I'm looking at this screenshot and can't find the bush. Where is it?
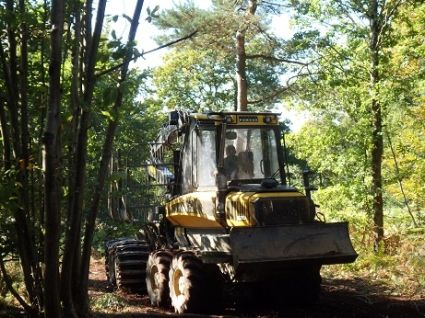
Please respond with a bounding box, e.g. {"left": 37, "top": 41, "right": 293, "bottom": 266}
{"left": 91, "top": 219, "right": 143, "bottom": 256}
{"left": 322, "top": 212, "right": 425, "bottom": 297}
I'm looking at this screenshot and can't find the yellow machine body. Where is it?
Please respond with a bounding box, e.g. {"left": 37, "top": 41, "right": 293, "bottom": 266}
{"left": 166, "top": 191, "right": 222, "bottom": 228}
{"left": 155, "top": 111, "right": 357, "bottom": 282}
{"left": 166, "top": 190, "right": 307, "bottom": 228}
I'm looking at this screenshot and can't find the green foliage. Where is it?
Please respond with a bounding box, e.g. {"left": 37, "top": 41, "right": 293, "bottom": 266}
{"left": 152, "top": 1, "right": 292, "bottom": 111}
{"left": 322, "top": 220, "right": 425, "bottom": 297}
{"left": 287, "top": 116, "right": 372, "bottom": 215}
{"left": 0, "top": 261, "right": 25, "bottom": 308}
{"left": 0, "top": 174, "right": 20, "bottom": 257}
{"left": 90, "top": 293, "right": 127, "bottom": 311}
{"left": 286, "top": 0, "right": 425, "bottom": 230}
{"left": 381, "top": 2, "right": 425, "bottom": 219}
{"left": 91, "top": 220, "right": 142, "bottom": 255}
{"left": 154, "top": 49, "right": 235, "bottom": 111}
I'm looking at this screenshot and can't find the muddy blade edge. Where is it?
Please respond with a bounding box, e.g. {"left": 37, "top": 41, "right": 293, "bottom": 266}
{"left": 230, "top": 222, "right": 358, "bottom": 279}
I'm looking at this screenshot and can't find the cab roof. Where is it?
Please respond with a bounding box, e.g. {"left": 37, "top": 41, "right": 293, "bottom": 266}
{"left": 190, "top": 112, "right": 280, "bottom": 126}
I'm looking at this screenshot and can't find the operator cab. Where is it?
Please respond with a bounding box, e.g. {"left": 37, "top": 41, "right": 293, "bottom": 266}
{"left": 177, "top": 112, "right": 288, "bottom": 195}
{"left": 222, "top": 126, "right": 282, "bottom": 184}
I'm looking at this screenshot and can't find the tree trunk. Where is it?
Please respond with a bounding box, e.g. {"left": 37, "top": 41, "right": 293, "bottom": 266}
{"left": 0, "top": 98, "right": 11, "bottom": 168}
{"left": 235, "top": 0, "right": 257, "bottom": 112}
{"left": 19, "top": 0, "right": 30, "bottom": 174}
{"left": 108, "top": 153, "right": 119, "bottom": 219}
{"left": 1, "top": 3, "right": 41, "bottom": 311}
{"left": 0, "top": 260, "right": 35, "bottom": 315}
{"left": 369, "top": 0, "right": 384, "bottom": 251}
{"left": 61, "top": 1, "right": 107, "bottom": 316}
{"left": 6, "top": 0, "right": 20, "bottom": 145}
{"left": 236, "top": 30, "right": 248, "bottom": 111}
{"left": 78, "top": 2, "right": 145, "bottom": 313}
{"left": 19, "top": 0, "right": 44, "bottom": 309}
{"left": 0, "top": 31, "right": 20, "bottom": 157}
{"left": 43, "top": 0, "right": 64, "bottom": 316}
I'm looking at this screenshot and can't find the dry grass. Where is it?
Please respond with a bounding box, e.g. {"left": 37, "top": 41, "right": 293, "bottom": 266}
{"left": 322, "top": 228, "right": 425, "bottom": 298}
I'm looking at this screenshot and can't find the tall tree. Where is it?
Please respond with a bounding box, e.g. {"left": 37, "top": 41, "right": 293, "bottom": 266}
{"left": 1, "top": 0, "right": 45, "bottom": 314}
{"left": 61, "top": 1, "right": 108, "bottom": 316}
{"left": 235, "top": 0, "right": 257, "bottom": 111}
{"left": 77, "top": 1, "right": 146, "bottom": 313}
{"left": 0, "top": 0, "right": 153, "bottom": 316}
{"left": 43, "top": 0, "right": 64, "bottom": 316}
{"left": 382, "top": 1, "right": 425, "bottom": 223}
{"left": 287, "top": 0, "right": 417, "bottom": 249}
{"left": 153, "top": 0, "right": 303, "bottom": 111}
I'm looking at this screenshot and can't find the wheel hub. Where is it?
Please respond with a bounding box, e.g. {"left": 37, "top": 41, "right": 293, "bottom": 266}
{"left": 173, "top": 269, "right": 184, "bottom": 296}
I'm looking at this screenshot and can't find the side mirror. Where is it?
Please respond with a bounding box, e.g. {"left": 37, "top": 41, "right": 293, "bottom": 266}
{"left": 302, "top": 170, "right": 317, "bottom": 199}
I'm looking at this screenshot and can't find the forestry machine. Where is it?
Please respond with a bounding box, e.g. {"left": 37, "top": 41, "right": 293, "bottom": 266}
{"left": 105, "top": 111, "right": 357, "bottom": 313}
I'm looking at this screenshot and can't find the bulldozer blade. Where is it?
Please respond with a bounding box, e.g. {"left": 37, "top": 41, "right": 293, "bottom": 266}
{"left": 230, "top": 222, "right": 357, "bottom": 280}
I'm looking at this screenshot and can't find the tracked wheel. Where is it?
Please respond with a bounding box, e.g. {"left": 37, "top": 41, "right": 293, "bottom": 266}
{"left": 105, "top": 238, "right": 150, "bottom": 292}
{"left": 105, "top": 238, "right": 128, "bottom": 287}
{"left": 168, "top": 251, "right": 207, "bottom": 314}
{"left": 146, "top": 250, "right": 173, "bottom": 307}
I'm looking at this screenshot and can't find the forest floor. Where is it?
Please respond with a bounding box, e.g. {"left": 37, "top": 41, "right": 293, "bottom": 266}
{"left": 89, "top": 257, "right": 425, "bottom": 318}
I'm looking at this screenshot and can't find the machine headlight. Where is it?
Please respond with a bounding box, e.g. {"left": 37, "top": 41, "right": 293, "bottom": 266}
{"left": 263, "top": 116, "right": 272, "bottom": 123}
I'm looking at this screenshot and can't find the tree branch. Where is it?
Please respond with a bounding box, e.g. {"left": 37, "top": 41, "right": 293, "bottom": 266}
{"left": 0, "top": 258, "right": 34, "bottom": 313}
{"left": 335, "top": 0, "right": 359, "bottom": 26}
{"left": 248, "top": 86, "right": 290, "bottom": 105}
{"left": 95, "top": 30, "right": 198, "bottom": 78}
{"left": 253, "top": 23, "right": 280, "bottom": 46}
{"left": 248, "top": 77, "right": 295, "bottom": 105}
{"left": 248, "top": 62, "right": 313, "bottom": 105}
{"left": 262, "top": 1, "right": 287, "bottom": 8}
{"left": 385, "top": 128, "right": 418, "bottom": 227}
{"left": 377, "top": 0, "right": 404, "bottom": 47}
{"left": 312, "top": 44, "right": 369, "bottom": 80}
{"left": 245, "top": 53, "right": 308, "bottom": 66}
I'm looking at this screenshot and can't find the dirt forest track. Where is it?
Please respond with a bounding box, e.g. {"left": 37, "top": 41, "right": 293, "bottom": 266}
{"left": 89, "top": 258, "right": 425, "bottom": 318}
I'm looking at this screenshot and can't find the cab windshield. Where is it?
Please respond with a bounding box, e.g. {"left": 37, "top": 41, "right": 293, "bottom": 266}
{"left": 223, "top": 127, "right": 281, "bottom": 182}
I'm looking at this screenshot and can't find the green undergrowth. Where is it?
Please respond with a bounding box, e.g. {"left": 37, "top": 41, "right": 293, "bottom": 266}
{"left": 91, "top": 219, "right": 143, "bottom": 257}
{"left": 90, "top": 293, "right": 127, "bottom": 312}
{"left": 91, "top": 212, "right": 425, "bottom": 299}
{"left": 321, "top": 207, "right": 425, "bottom": 298}
{"left": 0, "top": 260, "right": 26, "bottom": 310}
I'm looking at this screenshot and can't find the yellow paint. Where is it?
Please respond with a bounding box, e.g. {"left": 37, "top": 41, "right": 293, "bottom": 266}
{"left": 166, "top": 187, "right": 306, "bottom": 229}
{"left": 166, "top": 191, "right": 222, "bottom": 228}
{"left": 167, "top": 214, "right": 222, "bottom": 228}
{"left": 147, "top": 165, "right": 156, "bottom": 178}
{"left": 225, "top": 191, "right": 306, "bottom": 227}
{"left": 225, "top": 192, "right": 255, "bottom": 226}
{"left": 192, "top": 113, "right": 222, "bottom": 121}
{"left": 250, "top": 192, "right": 305, "bottom": 201}
{"left": 236, "top": 114, "right": 278, "bottom": 126}
{"left": 191, "top": 113, "right": 279, "bottom": 126}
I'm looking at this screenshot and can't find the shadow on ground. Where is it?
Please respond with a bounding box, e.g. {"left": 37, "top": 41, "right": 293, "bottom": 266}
{"left": 91, "top": 277, "right": 425, "bottom": 318}
{"left": 0, "top": 277, "right": 423, "bottom": 317}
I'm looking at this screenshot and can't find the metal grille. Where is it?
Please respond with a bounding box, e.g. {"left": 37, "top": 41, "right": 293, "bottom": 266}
{"left": 254, "top": 197, "right": 309, "bottom": 225}
{"left": 226, "top": 198, "right": 250, "bottom": 222}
